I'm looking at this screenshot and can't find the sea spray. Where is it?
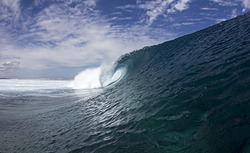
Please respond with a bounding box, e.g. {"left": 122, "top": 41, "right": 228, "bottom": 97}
{"left": 68, "top": 67, "right": 102, "bottom": 89}
{"left": 69, "top": 64, "right": 128, "bottom": 89}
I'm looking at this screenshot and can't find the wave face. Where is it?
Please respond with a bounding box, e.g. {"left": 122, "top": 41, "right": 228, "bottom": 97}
{"left": 1, "top": 13, "right": 250, "bottom": 153}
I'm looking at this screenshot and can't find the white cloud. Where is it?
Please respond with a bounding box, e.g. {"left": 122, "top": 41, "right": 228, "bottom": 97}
{"left": 174, "top": 0, "right": 192, "bottom": 11}
{"left": 204, "top": 7, "right": 240, "bottom": 24}
{"left": 118, "top": 0, "right": 172, "bottom": 25}
{"left": 237, "top": 0, "right": 250, "bottom": 11}
{"left": 201, "top": 7, "right": 218, "bottom": 10}
{"left": 139, "top": 0, "right": 191, "bottom": 24}
{"left": 1, "top": 3, "right": 120, "bottom": 69}
{"left": 210, "top": 0, "right": 237, "bottom": 6}
{"left": 83, "top": 0, "right": 96, "bottom": 7}
{"left": 0, "top": 0, "right": 20, "bottom": 21}
{"left": 186, "top": 18, "right": 201, "bottom": 21}
{"left": 0, "top": 60, "right": 20, "bottom": 72}
{"left": 231, "top": 8, "right": 237, "bottom": 18}
{"left": 172, "top": 22, "right": 194, "bottom": 27}
{"left": 0, "top": 0, "right": 175, "bottom": 77}
{"left": 117, "top": 0, "right": 192, "bottom": 25}
{"left": 215, "top": 18, "right": 227, "bottom": 23}
{"left": 133, "top": 0, "right": 248, "bottom": 25}
{"left": 117, "top": 4, "right": 137, "bottom": 9}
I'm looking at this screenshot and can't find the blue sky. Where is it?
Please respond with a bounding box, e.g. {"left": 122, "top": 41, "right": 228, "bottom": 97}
{"left": 0, "top": 0, "right": 249, "bottom": 79}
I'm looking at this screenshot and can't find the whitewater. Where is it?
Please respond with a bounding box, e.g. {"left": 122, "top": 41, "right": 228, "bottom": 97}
{"left": 0, "top": 12, "right": 250, "bottom": 153}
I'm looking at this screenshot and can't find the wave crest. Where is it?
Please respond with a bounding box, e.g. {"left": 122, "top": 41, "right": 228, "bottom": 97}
{"left": 69, "top": 65, "right": 127, "bottom": 89}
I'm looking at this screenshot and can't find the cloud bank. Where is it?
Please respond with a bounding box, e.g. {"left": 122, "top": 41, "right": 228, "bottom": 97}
{"left": 0, "top": 0, "right": 174, "bottom": 78}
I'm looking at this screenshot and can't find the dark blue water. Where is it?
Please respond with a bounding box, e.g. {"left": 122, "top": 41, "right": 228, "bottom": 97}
{"left": 0, "top": 12, "right": 250, "bottom": 153}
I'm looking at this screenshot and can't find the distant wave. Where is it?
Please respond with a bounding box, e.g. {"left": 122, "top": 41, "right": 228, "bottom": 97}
{"left": 0, "top": 79, "right": 70, "bottom": 92}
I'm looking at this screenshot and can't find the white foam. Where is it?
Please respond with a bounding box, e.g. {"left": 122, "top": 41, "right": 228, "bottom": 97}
{"left": 0, "top": 79, "right": 71, "bottom": 92}
{"left": 68, "top": 67, "right": 101, "bottom": 89}
{"left": 69, "top": 66, "right": 127, "bottom": 89}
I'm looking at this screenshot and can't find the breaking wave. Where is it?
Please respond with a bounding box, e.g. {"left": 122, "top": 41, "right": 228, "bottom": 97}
{"left": 69, "top": 65, "right": 128, "bottom": 89}
{"left": 68, "top": 67, "right": 102, "bottom": 89}
{"left": 2, "top": 13, "right": 249, "bottom": 153}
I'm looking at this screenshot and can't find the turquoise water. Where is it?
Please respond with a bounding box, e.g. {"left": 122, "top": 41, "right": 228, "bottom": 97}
{"left": 0, "top": 12, "right": 250, "bottom": 153}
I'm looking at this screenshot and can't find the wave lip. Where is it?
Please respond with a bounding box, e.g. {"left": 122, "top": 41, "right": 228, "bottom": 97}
{"left": 69, "top": 66, "right": 128, "bottom": 89}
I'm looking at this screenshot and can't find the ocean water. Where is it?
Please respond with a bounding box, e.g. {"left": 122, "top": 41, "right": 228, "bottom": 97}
{"left": 0, "top": 13, "right": 250, "bottom": 153}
